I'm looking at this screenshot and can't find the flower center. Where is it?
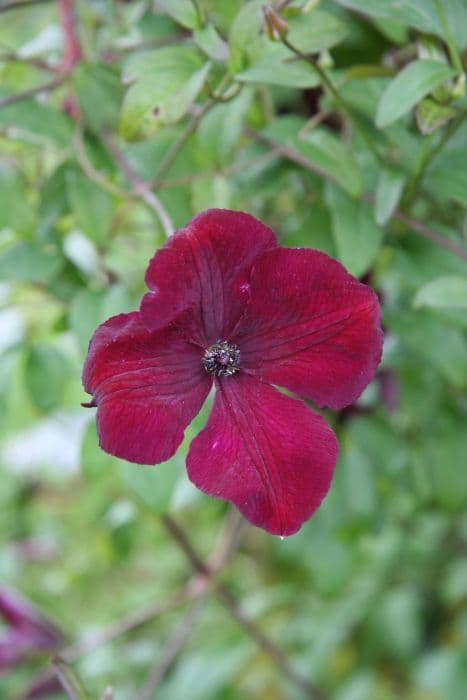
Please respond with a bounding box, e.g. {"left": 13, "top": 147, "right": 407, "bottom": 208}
{"left": 203, "top": 341, "right": 240, "bottom": 377}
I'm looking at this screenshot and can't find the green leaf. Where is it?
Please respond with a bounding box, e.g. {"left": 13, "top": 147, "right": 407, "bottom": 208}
{"left": 326, "top": 184, "right": 384, "bottom": 277}
{"left": 335, "top": 0, "right": 467, "bottom": 50}
{"left": 376, "top": 60, "right": 456, "bottom": 128}
{"left": 69, "top": 286, "right": 134, "bottom": 357}
{"left": 81, "top": 421, "right": 119, "bottom": 481}
{"left": 0, "top": 243, "right": 62, "bottom": 284}
{"left": 194, "top": 24, "right": 229, "bottom": 61}
{"left": 120, "top": 47, "right": 211, "bottom": 141}
{"left": 415, "top": 97, "right": 457, "bottom": 135}
{"left": 0, "top": 165, "right": 34, "bottom": 234}
{"left": 427, "top": 154, "right": 467, "bottom": 208}
{"left": 300, "top": 126, "right": 363, "bottom": 197}
{"left": 374, "top": 166, "right": 405, "bottom": 225}
{"left": 119, "top": 459, "right": 181, "bottom": 514}
{"left": 155, "top": 0, "right": 200, "bottom": 29}
{"left": 228, "top": 0, "right": 264, "bottom": 74}
{"left": 414, "top": 276, "right": 467, "bottom": 310}
{"left": 25, "top": 344, "right": 69, "bottom": 413}
{"left": 0, "top": 93, "right": 72, "bottom": 147}
{"left": 74, "top": 63, "right": 125, "bottom": 133}
{"left": 236, "top": 42, "right": 320, "bottom": 88}
{"left": 286, "top": 9, "right": 348, "bottom": 53}
{"left": 66, "top": 169, "right": 114, "bottom": 246}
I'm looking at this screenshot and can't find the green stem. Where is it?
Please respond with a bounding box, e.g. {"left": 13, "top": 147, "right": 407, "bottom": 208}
{"left": 403, "top": 111, "right": 467, "bottom": 208}
{"left": 433, "top": 0, "right": 463, "bottom": 74}
{"left": 282, "top": 37, "right": 384, "bottom": 165}
{"left": 191, "top": 0, "right": 204, "bottom": 27}
{"left": 151, "top": 75, "right": 238, "bottom": 188}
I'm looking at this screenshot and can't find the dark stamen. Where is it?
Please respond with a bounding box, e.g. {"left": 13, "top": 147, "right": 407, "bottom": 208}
{"left": 203, "top": 341, "right": 240, "bottom": 377}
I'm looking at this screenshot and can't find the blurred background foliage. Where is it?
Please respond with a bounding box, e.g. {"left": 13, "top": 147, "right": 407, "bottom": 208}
{"left": 0, "top": 0, "right": 467, "bottom": 698}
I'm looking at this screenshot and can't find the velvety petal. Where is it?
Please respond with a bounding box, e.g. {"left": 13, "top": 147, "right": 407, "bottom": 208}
{"left": 140, "top": 209, "right": 276, "bottom": 345}
{"left": 83, "top": 312, "right": 211, "bottom": 465}
{"left": 0, "top": 587, "right": 61, "bottom": 650}
{"left": 187, "top": 374, "right": 338, "bottom": 536}
{"left": 233, "top": 248, "right": 383, "bottom": 410}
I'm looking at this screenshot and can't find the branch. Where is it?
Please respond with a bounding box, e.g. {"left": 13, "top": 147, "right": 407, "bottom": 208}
{"left": 137, "top": 600, "right": 203, "bottom": 700}
{"left": 162, "top": 514, "right": 327, "bottom": 700}
{"left": 151, "top": 100, "right": 215, "bottom": 190}
{"left": 0, "top": 77, "right": 64, "bottom": 108}
{"left": 23, "top": 510, "right": 243, "bottom": 698}
{"left": 58, "top": 0, "right": 82, "bottom": 73}
{"left": 100, "top": 130, "right": 174, "bottom": 237}
{"left": 0, "top": 0, "right": 51, "bottom": 11}
{"left": 245, "top": 128, "right": 467, "bottom": 262}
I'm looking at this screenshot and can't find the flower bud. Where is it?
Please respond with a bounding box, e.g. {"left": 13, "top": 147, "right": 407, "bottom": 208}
{"left": 262, "top": 6, "right": 288, "bottom": 40}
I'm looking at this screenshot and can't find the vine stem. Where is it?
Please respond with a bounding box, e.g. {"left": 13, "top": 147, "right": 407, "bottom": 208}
{"left": 162, "top": 514, "right": 327, "bottom": 700}
{"left": 0, "top": 78, "right": 64, "bottom": 107}
{"left": 101, "top": 129, "right": 175, "bottom": 237}
{"left": 58, "top": 0, "right": 82, "bottom": 73}
{"left": 245, "top": 127, "right": 467, "bottom": 261}
{"left": 281, "top": 36, "right": 384, "bottom": 165}
{"left": 433, "top": 0, "right": 463, "bottom": 74}
{"left": 403, "top": 112, "right": 467, "bottom": 208}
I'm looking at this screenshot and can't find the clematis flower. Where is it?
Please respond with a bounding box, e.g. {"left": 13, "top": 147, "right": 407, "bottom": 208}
{"left": 82, "top": 209, "right": 382, "bottom": 535}
{"left": 0, "top": 585, "right": 61, "bottom": 673}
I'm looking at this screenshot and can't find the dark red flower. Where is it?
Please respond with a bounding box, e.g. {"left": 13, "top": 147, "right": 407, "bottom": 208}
{"left": 0, "top": 586, "right": 61, "bottom": 673}
{"left": 83, "top": 210, "right": 382, "bottom": 535}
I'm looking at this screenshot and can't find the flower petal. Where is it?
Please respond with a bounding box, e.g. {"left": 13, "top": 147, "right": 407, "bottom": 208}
{"left": 234, "top": 248, "right": 383, "bottom": 409}
{"left": 83, "top": 312, "right": 211, "bottom": 464}
{"left": 187, "top": 374, "right": 338, "bottom": 535}
{"left": 141, "top": 209, "right": 276, "bottom": 345}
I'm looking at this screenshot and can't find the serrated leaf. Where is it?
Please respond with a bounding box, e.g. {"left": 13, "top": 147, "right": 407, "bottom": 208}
{"left": 374, "top": 166, "right": 405, "bottom": 225}
{"left": 376, "top": 60, "right": 455, "bottom": 128}
{"left": 326, "top": 184, "right": 384, "bottom": 277}
{"left": 300, "top": 126, "right": 362, "bottom": 197}
{"left": 414, "top": 276, "right": 467, "bottom": 310}
{"left": 120, "top": 47, "right": 211, "bottom": 141}
{"left": 286, "top": 9, "right": 348, "bottom": 53}
{"left": 415, "top": 97, "right": 457, "bottom": 135}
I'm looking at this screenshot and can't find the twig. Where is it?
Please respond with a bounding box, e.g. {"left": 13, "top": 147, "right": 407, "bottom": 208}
{"left": 0, "top": 77, "right": 64, "bottom": 108}
{"left": 73, "top": 126, "right": 129, "bottom": 198}
{"left": 280, "top": 33, "right": 384, "bottom": 164}
{"left": 151, "top": 99, "right": 215, "bottom": 189}
{"left": 24, "top": 509, "right": 244, "bottom": 698}
{"left": 101, "top": 34, "right": 189, "bottom": 62}
{"left": 0, "top": 0, "right": 51, "bottom": 11}
{"left": 245, "top": 127, "right": 467, "bottom": 261}
{"left": 156, "top": 148, "right": 281, "bottom": 188}
{"left": 137, "top": 600, "right": 203, "bottom": 700}
{"left": 162, "top": 514, "right": 327, "bottom": 700}
{"left": 403, "top": 112, "right": 467, "bottom": 208}
{"left": 101, "top": 129, "right": 174, "bottom": 237}
{"left": 58, "top": 0, "right": 82, "bottom": 73}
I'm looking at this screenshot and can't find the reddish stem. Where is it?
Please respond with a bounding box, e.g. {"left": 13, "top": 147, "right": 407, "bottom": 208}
{"left": 58, "top": 0, "right": 82, "bottom": 73}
